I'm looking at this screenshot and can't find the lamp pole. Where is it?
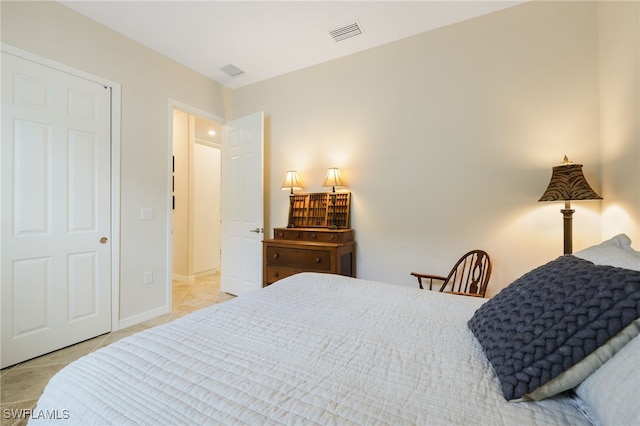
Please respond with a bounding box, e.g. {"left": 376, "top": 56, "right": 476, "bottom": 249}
{"left": 561, "top": 201, "right": 575, "bottom": 254}
{"left": 287, "top": 187, "right": 295, "bottom": 228}
{"left": 329, "top": 186, "right": 337, "bottom": 229}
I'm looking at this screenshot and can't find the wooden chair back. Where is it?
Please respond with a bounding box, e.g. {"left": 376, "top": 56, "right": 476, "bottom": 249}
{"left": 440, "top": 250, "right": 492, "bottom": 297}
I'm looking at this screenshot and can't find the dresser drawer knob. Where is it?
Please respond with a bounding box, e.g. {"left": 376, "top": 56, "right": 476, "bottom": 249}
{"left": 314, "top": 257, "right": 321, "bottom": 263}
{"left": 272, "top": 253, "right": 279, "bottom": 259}
{"left": 310, "top": 233, "right": 316, "bottom": 239}
{"left": 330, "top": 234, "right": 336, "bottom": 240}
{"left": 274, "top": 272, "right": 279, "bottom": 278}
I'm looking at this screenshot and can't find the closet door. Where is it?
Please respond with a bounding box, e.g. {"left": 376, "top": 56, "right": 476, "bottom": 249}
{"left": 1, "top": 51, "right": 112, "bottom": 367}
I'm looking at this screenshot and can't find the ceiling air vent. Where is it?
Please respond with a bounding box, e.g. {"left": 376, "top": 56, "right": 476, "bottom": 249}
{"left": 329, "top": 20, "right": 363, "bottom": 42}
{"left": 220, "top": 64, "right": 245, "bottom": 77}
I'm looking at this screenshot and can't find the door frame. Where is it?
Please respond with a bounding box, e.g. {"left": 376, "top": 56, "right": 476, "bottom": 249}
{"left": 166, "top": 99, "right": 224, "bottom": 302}
{"left": 1, "top": 44, "right": 122, "bottom": 332}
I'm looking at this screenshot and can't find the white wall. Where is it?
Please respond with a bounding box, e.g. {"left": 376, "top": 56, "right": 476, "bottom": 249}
{"left": 233, "top": 1, "right": 639, "bottom": 296}
{"left": 193, "top": 142, "right": 221, "bottom": 274}
{"left": 1, "top": 1, "right": 229, "bottom": 325}
{"left": 598, "top": 1, "right": 640, "bottom": 246}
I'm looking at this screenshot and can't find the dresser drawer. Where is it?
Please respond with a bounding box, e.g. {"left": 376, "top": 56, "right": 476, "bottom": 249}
{"left": 273, "top": 229, "right": 307, "bottom": 240}
{"left": 264, "top": 266, "right": 298, "bottom": 285}
{"left": 306, "top": 231, "right": 345, "bottom": 243}
{"left": 265, "top": 246, "right": 331, "bottom": 271}
{"left": 273, "top": 228, "right": 353, "bottom": 243}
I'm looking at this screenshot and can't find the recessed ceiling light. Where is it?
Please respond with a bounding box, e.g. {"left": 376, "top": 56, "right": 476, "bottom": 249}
{"left": 208, "top": 130, "right": 216, "bottom": 136}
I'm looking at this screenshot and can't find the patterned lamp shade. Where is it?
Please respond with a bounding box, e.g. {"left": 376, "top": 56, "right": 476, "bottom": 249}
{"left": 538, "top": 159, "right": 602, "bottom": 202}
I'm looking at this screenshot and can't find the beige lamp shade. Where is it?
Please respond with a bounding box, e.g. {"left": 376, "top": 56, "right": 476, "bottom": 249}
{"left": 281, "top": 171, "right": 303, "bottom": 194}
{"left": 322, "top": 168, "right": 345, "bottom": 192}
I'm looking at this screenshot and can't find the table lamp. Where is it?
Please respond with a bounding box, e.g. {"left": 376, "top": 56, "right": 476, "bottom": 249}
{"left": 322, "top": 168, "right": 345, "bottom": 229}
{"left": 281, "top": 171, "right": 303, "bottom": 228}
{"left": 538, "top": 156, "right": 602, "bottom": 254}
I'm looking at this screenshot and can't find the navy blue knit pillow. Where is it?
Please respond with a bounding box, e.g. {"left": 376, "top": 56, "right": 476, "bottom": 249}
{"left": 468, "top": 255, "right": 640, "bottom": 401}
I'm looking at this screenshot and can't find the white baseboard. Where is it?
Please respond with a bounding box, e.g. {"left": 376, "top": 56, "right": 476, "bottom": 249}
{"left": 117, "top": 304, "right": 171, "bottom": 331}
{"left": 172, "top": 268, "right": 218, "bottom": 282}
{"left": 195, "top": 268, "right": 218, "bottom": 278}
{"left": 172, "top": 273, "right": 191, "bottom": 282}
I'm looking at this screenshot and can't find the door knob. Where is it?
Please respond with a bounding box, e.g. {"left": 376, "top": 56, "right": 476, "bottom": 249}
{"left": 249, "top": 227, "right": 263, "bottom": 233}
{"left": 100, "top": 237, "right": 108, "bottom": 244}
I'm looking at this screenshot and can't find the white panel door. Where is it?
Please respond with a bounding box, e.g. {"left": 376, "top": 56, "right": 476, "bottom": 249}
{"left": 1, "top": 52, "right": 112, "bottom": 368}
{"left": 221, "top": 112, "right": 264, "bottom": 296}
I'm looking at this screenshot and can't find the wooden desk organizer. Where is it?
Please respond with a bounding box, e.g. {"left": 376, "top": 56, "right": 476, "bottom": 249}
{"left": 288, "top": 192, "right": 351, "bottom": 228}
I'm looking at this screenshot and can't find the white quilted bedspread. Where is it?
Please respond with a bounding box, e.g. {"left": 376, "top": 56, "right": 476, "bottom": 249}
{"left": 31, "top": 273, "right": 591, "bottom": 425}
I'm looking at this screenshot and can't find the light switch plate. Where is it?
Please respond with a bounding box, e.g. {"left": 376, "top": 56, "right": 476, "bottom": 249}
{"left": 140, "top": 208, "right": 154, "bottom": 220}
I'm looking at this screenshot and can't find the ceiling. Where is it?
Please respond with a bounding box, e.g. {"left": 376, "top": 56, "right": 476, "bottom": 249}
{"left": 59, "top": 1, "right": 524, "bottom": 89}
{"left": 194, "top": 115, "right": 222, "bottom": 144}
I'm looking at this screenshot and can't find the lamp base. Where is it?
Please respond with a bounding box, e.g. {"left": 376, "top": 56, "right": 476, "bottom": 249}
{"left": 287, "top": 194, "right": 295, "bottom": 228}
{"left": 561, "top": 208, "right": 574, "bottom": 255}
{"left": 328, "top": 192, "right": 338, "bottom": 229}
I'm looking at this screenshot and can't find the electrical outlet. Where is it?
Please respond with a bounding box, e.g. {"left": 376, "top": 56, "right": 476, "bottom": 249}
{"left": 144, "top": 271, "right": 153, "bottom": 284}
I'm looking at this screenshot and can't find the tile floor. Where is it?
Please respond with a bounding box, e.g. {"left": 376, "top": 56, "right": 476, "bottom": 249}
{"left": 1, "top": 274, "right": 233, "bottom": 426}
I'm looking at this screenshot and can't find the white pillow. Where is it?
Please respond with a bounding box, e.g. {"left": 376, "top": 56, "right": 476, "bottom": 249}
{"left": 574, "top": 234, "right": 640, "bottom": 271}
{"left": 571, "top": 234, "right": 640, "bottom": 424}
{"left": 575, "top": 333, "right": 640, "bottom": 426}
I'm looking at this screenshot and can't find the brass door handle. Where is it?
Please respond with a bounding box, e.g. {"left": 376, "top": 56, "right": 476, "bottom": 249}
{"left": 100, "top": 237, "right": 108, "bottom": 244}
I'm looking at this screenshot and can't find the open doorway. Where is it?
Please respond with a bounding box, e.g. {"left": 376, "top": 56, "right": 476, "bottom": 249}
{"left": 172, "top": 108, "right": 222, "bottom": 282}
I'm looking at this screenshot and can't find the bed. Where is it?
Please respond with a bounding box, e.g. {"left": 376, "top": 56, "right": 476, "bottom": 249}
{"left": 30, "top": 235, "right": 640, "bottom": 425}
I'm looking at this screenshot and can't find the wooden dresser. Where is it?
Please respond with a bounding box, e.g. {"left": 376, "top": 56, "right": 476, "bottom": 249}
{"left": 263, "top": 228, "right": 355, "bottom": 287}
